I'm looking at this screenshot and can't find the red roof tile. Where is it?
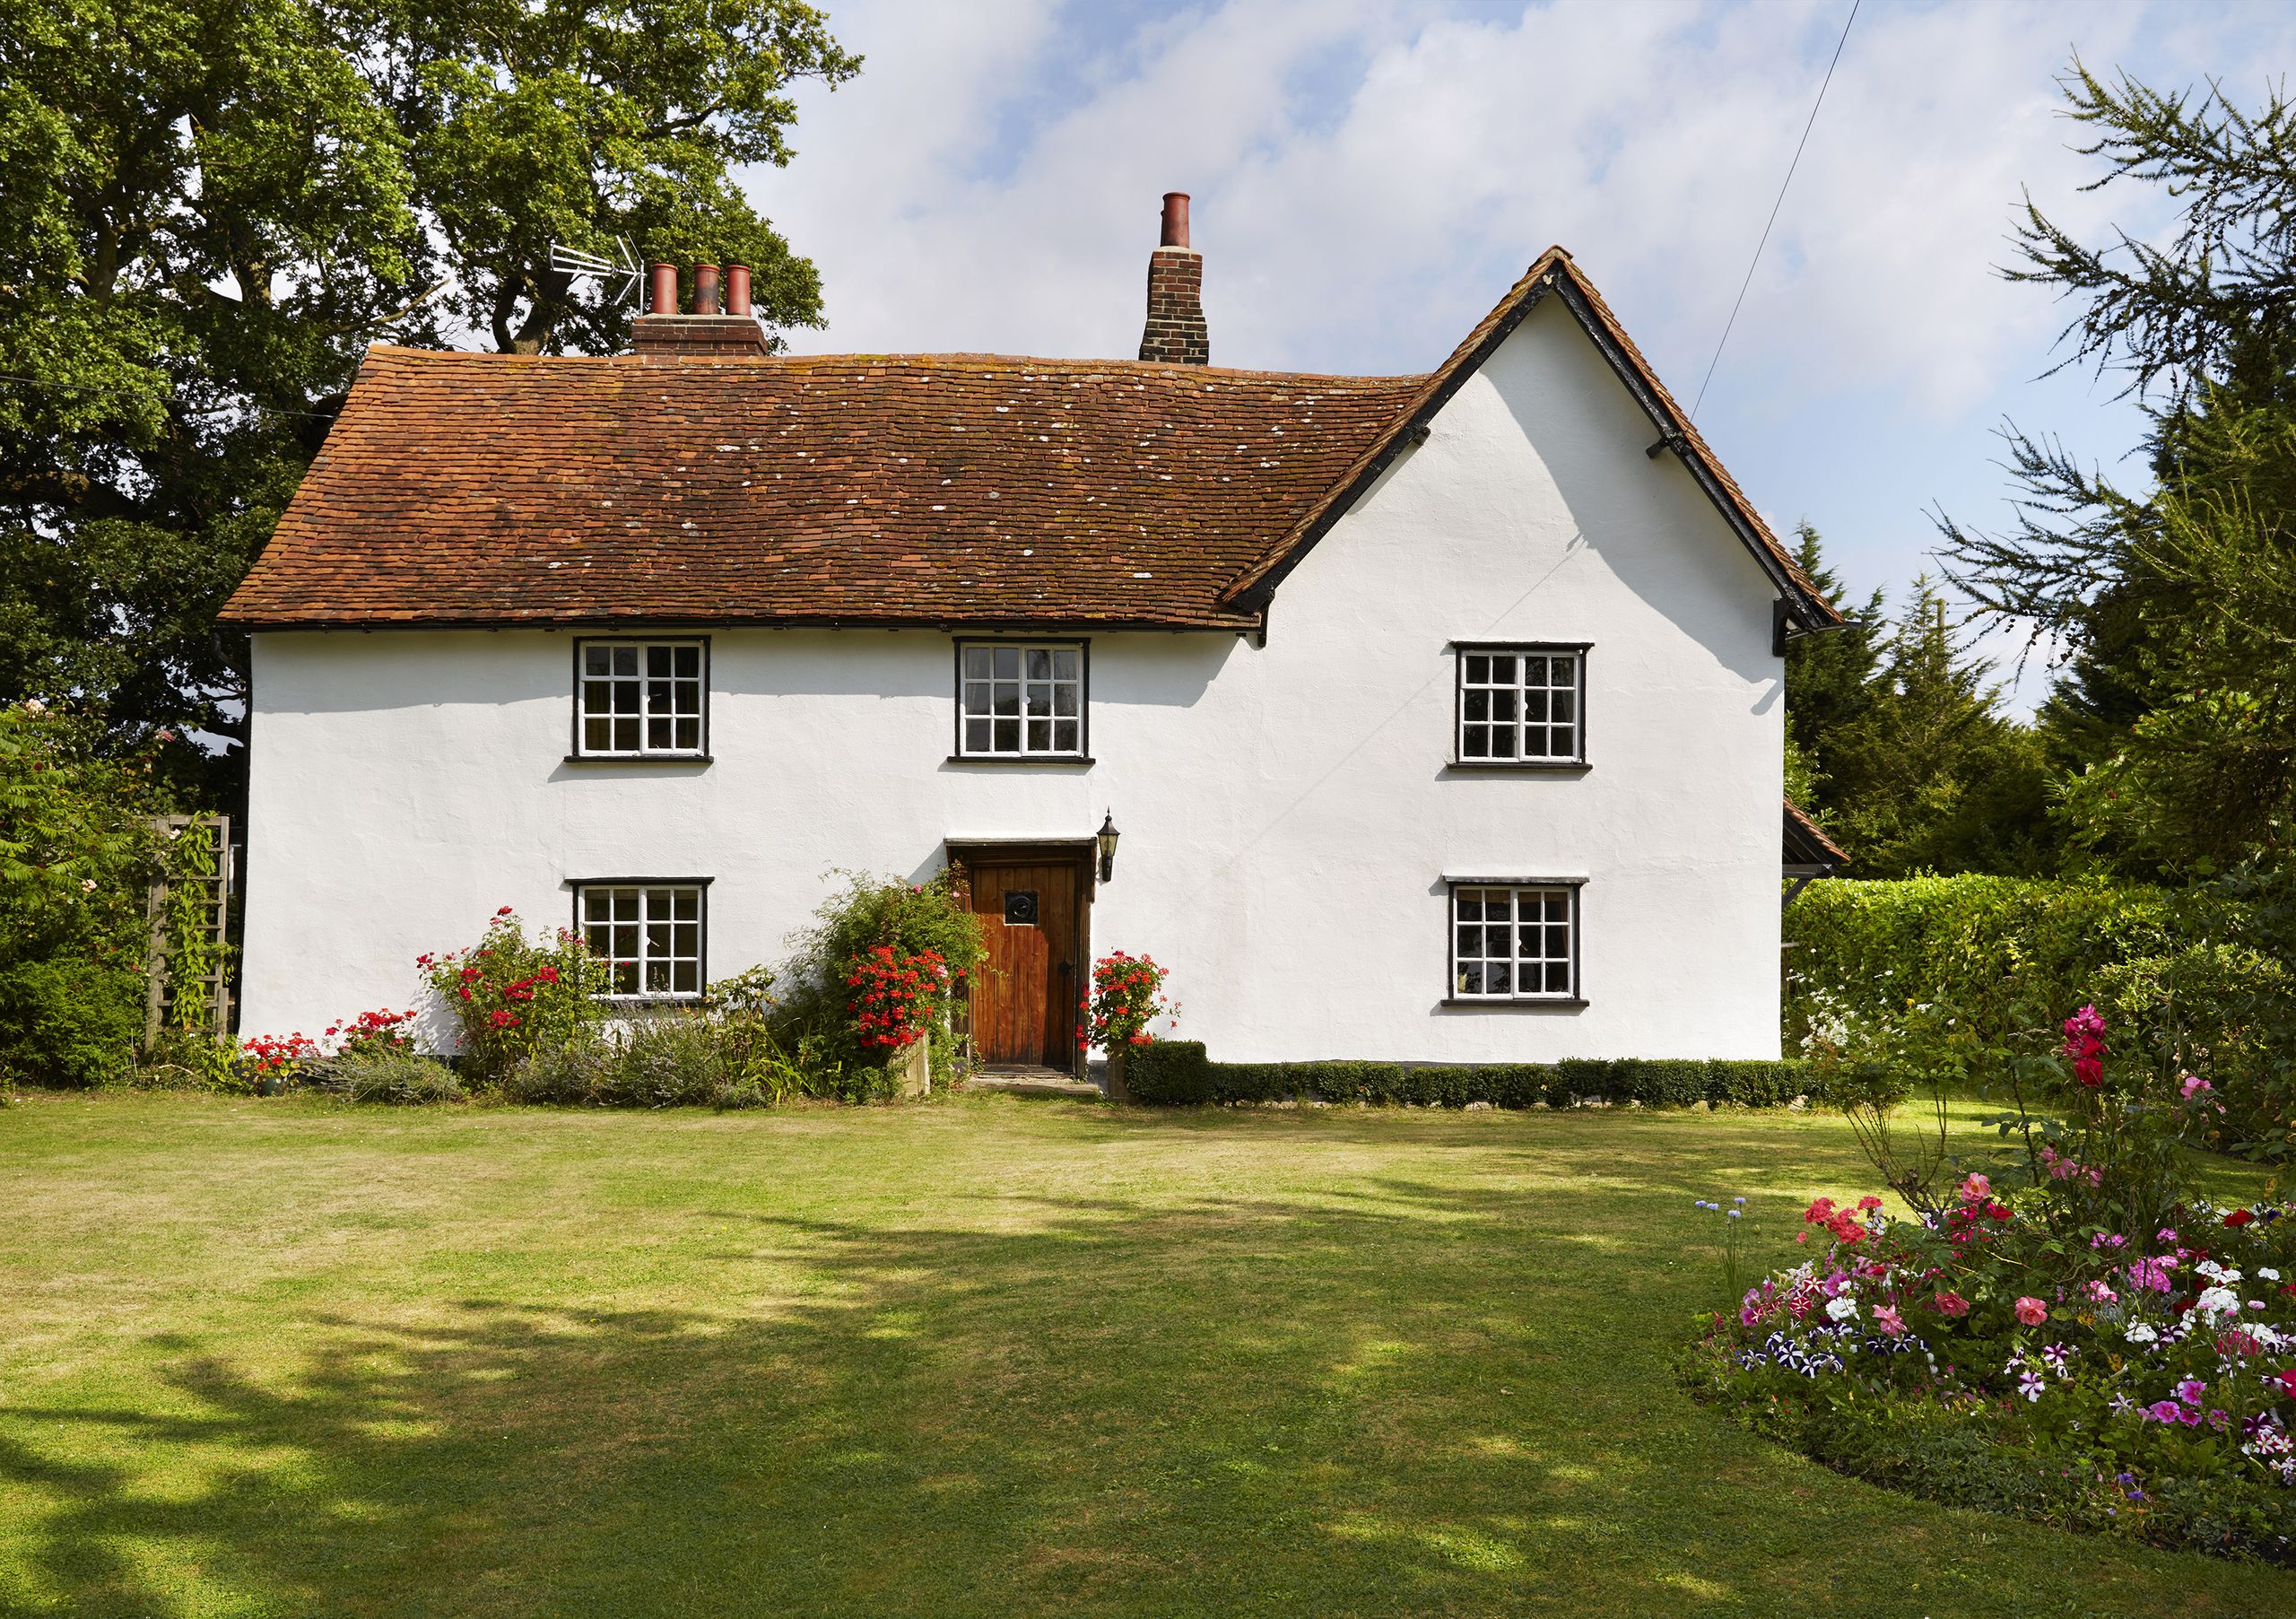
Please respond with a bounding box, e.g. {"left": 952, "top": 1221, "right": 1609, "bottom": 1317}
{"left": 222, "top": 254, "right": 1839, "bottom": 631}
{"left": 221, "top": 348, "right": 1423, "bottom": 630}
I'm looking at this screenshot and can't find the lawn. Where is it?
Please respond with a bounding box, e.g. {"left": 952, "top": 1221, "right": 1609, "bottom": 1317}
{"left": 2, "top": 1091, "right": 2288, "bottom": 1618}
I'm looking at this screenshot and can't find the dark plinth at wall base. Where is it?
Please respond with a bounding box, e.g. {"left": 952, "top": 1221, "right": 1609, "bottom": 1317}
{"left": 1121, "top": 1041, "right": 1807, "bottom": 1110}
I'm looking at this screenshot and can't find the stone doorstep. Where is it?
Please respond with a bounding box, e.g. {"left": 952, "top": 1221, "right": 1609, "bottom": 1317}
{"left": 968, "top": 1065, "right": 1103, "bottom": 1099}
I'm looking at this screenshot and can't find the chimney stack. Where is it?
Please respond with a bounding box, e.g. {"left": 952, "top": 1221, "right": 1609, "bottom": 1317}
{"left": 631, "top": 262, "right": 770, "bottom": 361}
{"left": 1138, "top": 191, "right": 1208, "bottom": 366}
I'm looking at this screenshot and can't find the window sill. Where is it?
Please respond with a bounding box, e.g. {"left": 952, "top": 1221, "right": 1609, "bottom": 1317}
{"left": 1444, "top": 760, "right": 1590, "bottom": 773}
{"left": 596, "top": 996, "right": 707, "bottom": 1008}
{"left": 1441, "top": 996, "right": 1590, "bottom": 1009}
{"left": 945, "top": 754, "right": 1096, "bottom": 767}
{"left": 563, "top": 753, "right": 713, "bottom": 765}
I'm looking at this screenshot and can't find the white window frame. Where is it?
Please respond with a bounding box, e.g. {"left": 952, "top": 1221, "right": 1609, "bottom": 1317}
{"left": 574, "top": 881, "right": 709, "bottom": 999}
{"left": 1448, "top": 882, "right": 1581, "bottom": 1003}
{"left": 953, "top": 640, "right": 1089, "bottom": 759}
{"left": 1454, "top": 644, "right": 1587, "bottom": 766}
{"left": 573, "top": 638, "right": 709, "bottom": 759}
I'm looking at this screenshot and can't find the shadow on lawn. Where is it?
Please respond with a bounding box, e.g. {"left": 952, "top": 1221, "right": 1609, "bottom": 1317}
{"left": 0, "top": 1107, "right": 2246, "bottom": 1618}
{"left": 0, "top": 1161, "right": 1807, "bottom": 1619}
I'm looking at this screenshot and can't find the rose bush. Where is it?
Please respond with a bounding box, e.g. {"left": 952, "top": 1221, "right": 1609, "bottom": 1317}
{"left": 1078, "top": 950, "right": 1175, "bottom": 1054}
{"left": 420, "top": 907, "right": 609, "bottom": 1088}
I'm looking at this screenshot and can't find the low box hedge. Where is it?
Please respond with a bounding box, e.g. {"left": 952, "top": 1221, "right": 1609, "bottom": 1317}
{"left": 1124, "top": 1041, "right": 1805, "bottom": 1109}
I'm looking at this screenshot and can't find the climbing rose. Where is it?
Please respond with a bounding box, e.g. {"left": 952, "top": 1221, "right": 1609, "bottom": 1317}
{"left": 2015, "top": 1297, "right": 2048, "bottom": 1327}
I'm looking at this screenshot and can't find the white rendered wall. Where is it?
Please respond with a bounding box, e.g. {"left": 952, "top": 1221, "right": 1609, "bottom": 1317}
{"left": 241, "top": 299, "right": 1785, "bottom": 1060}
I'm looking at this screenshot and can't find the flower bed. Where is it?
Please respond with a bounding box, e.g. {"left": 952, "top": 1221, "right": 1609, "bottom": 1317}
{"left": 1692, "top": 1005, "right": 2296, "bottom": 1563}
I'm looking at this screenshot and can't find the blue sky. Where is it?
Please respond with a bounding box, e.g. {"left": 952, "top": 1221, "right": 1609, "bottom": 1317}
{"left": 746, "top": 0, "right": 2296, "bottom": 712}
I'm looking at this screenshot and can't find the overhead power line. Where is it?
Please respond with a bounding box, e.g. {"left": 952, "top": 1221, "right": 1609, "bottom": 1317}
{"left": 1691, "top": 0, "right": 1861, "bottom": 422}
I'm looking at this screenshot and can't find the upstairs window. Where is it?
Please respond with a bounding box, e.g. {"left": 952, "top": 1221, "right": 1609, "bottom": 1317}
{"left": 1456, "top": 646, "right": 1585, "bottom": 764}
{"left": 1450, "top": 883, "right": 1579, "bottom": 1001}
{"left": 575, "top": 640, "right": 707, "bottom": 757}
{"left": 956, "top": 640, "right": 1087, "bottom": 758}
{"left": 577, "top": 883, "right": 706, "bottom": 998}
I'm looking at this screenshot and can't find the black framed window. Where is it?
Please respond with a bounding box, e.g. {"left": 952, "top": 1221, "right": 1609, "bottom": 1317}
{"left": 1449, "top": 883, "right": 1579, "bottom": 1001}
{"left": 574, "top": 882, "right": 708, "bottom": 998}
{"left": 574, "top": 639, "right": 708, "bottom": 757}
{"left": 955, "top": 640, "right": 1087, "bottom": 758}
{"left": 1456, "top": 646, "right": 1585, "bottom": 764}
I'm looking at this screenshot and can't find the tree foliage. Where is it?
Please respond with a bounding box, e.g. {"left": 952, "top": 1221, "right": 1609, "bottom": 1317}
{"left": 1785, "top": 529, "right": 2053, "bottom": 877}
{"left": 1937, "top": 62, "right": 2296, "bottom": 878}
{"left": 0, "top": 0, "right": 857, "bottom": 796}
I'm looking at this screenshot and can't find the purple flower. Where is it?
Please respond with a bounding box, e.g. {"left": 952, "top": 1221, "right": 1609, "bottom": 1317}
{"left": 2144, "top": 1399, "right": 2182, "bottom": 1423}
{"left": 2176, "top": 1378, "right": 2206, "bottom": 1407}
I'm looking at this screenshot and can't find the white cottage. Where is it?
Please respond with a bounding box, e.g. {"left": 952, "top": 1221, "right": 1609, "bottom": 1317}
{"left": 222, "top": 195, "right": 1843, "bottom": 1073}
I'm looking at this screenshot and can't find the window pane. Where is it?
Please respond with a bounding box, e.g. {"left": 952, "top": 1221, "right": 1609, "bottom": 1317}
{"left": 584, "top": 718, "right": 611, "bottom": 751}
{"left": 1546, "top": 962, "right": 1571, "bottom": 993}
{"left": 1024, "top": 684, "right": 1050, "bottom": 717}
{"left": 613, "top": 682, "right": 639, "bottom": 714}
{"left": 1465, "top": 655, "right": 1488, "bottom": 683}
{"left": 1027, "top": 718, "right": 1050, "bottom": 751}
{"left": 613, "top": 718, "right": 639, "bottom": 751}
{"left": 1492, "top": 690, "right": 1517, "bottom": 721}
{"left": 994, "top": 718, "right": 1020, "bottom": 751}
{"left": 1545, "top": 925, "right": 1570, "bottom": 957}
{"left": 1459, "top": 962, "right": 1483, "bottom": 995}
{"left": 673, "top": 889, "right": 698, "bottom": 921}
{"left": 1053, "top": 719, "right": 1079, "bottom": 753}
{"left": 1522, "top": 657, "right": 1547, "bottom": 684}
{"left": 1490, "top": 656, "right": 1515, "bottom": 683}
{"left": 673, "top": 924, "right": 698, "bottom": 957}
{"left": 675, "top": 646, "right": 700, "bottom": 678}
{"left": 1053, "top": 685, "right": 1078, "bottom": 716}
{"left": 584, "top": 646, "right": 611, "bottom": 675}
{"left": 965, "top": 648, "right": 992, "bottom": 679}
{"left": 964, "top": 681, "right": 990, "bottom": 714}
{"left": 1487, "top": 962, "right": 1512, "bottom": 994}
{"left": 1457, "top": 892, "right": 1483, "bottom": 921}
{"left": 1491, "top": 728, "right": 1517, "bottom": 758}
{"left": 964, "top": 718, "right": 991, "bottom": 751}
{"left": 1464, "top": 690, "right": 1488, "bottom": 722}
{"left": 645, "top": 959, "right": 669, "bottom": 993}
{"left": 613, "top": 962, "right": 639, "bottom": 995}
{"left": 583, "top": 683, "right": 611, "bottom": 714}
{"left": 1524, "top": 691, "right": 1548, "bottom": 722}
{"left": 647, "top": 646, "right": 670, "bottom": 677}
{"left": 674, "top": 718, "right": 700, "bottom": 751}
{"left": 1027, "top": 648, "right": 1051, "bottom": 681}
{"left": 612, "top": 647, "right": 638, "bottom": 676}
{"left": 992, "top": 688, "right": 1020, "bottom": 717}
{"left": 1053, "top": 649, "right": 1078, "bottom": 680}
{"left": 647, "top": 716, "right": 671, "bottom": 750}
{"left": 993, "top": 647, "right": 1020, "bottom": 679}
{"left": 673, "top": 961, "right": 698, "bottom": 994}
{"left": 646, "top": 921, "right": 670, "bottom": 954}
{"left": 1552, "top": 692, "right": 1575, "bottom": 722}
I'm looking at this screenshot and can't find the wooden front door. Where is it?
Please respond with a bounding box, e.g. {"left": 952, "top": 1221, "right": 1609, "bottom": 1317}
{"left": 965, "top": 860, "right": 1082, "bottom": 1066}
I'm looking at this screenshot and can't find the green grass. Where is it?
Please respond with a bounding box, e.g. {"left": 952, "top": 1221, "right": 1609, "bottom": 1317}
{"left": 1, "top": 1090, "right": 2287, "bottom": 1618}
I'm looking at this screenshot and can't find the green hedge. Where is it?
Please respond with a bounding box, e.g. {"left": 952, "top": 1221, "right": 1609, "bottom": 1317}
{"left": 1780, "top": 875, "right": 2245, "bottom": 1040}
{"left": 1125, "top": 1041, "right": 1806, "bottom": 1109}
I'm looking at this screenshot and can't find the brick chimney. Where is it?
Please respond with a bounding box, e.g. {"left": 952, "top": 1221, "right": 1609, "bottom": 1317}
{"left": 1138, "top": 193, "right": 1208, "bottom": 366}
{"left": 632, "top": 262, "right": 770, "bottom": 361}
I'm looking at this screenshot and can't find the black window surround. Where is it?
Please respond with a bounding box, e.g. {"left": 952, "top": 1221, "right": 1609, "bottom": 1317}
{"left": 568, "top": 876, "right": 712, "bottom": 1001}
{"left": 1443, "top": 877, "right": 1587, "bottom": 1007}
{"left": 949, "top": 638, "right": 1092, "bottom": 762}
{"left": 1448, "top": 641, "right": 1591, "bottom": 771}
{"left": 568, "top": 637, "right": 712, "bottom": 762}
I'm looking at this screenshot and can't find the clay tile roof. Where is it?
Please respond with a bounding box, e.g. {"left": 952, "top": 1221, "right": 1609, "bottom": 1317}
{"left": 1783, "top": 797, "right": 1849, "bottom": 868}
{"left": 219, "top": 348, "right": 1425, "bottom": 631}
{"left": 222, "top": 253, "right": 1839, "bottom": 632}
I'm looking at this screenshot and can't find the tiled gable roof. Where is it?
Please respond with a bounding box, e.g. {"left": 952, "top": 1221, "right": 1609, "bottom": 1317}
{"left": 220, "top": 348, "right": 1423, "bottom": 630}
{"left": 222, "top": 252, "right": 1839, "bottom": 632}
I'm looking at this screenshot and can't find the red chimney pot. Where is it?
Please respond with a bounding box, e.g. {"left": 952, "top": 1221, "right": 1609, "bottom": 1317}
{"left": 725, "top": 265, "right": 752, "bottom": 318}
{"left": 1159, "top": 192, "right": 1190, "bottom": 249}
{"left": 693, "top": 264, "right": 721, "bottom": 317}
{"left": 648, "top": 263, "right": 678, "bottom": 316}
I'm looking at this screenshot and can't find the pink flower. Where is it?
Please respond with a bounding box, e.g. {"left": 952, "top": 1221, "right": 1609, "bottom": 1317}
{"left": 1874, "top": 1305, "right": 1907, "bottom": 1337}
{"left": 1958, "top": 1174, "right": 1990, "bottom": 1203}
{"left": 2144, "top": 1399, "right": 2182, "bottom": 1423}
{"left": 1934, "top": 1291, "right": 1970, "bottom": 1318}
{"left": 2084, "top": 1279, "right": 2118, "bottom": 1303}
{"left": 2175, "top": 1378, "right": 2206, "bottom": 1407}
{"left": 2181, "top": 1074, "right": 2213, "bottom": 1099}
{"left": 2014, "top": 1297, "right": 2048, "bottom": 1327}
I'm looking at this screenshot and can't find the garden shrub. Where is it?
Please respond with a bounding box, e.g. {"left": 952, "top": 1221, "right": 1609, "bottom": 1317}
{"left": 0, "top": 701, "right": 168, "bottom": 1088}
{"left": 1124, "top": 1042, "right": 1807, "bottom": 1110}
{"left": 1787, "top": 875, "right": 2296, "bottom": 1156}
{"left": 762, "top": 872, "right": 986, "bottom": 1097}
{"left": 307, "top": 1051, "right": 464, "bottom": 1104}
{"left": 420, "top": 907, "right": 610, "bottom": 1088}
{"left": 505, "top": 1010, "right": 796, "bottom": 1109}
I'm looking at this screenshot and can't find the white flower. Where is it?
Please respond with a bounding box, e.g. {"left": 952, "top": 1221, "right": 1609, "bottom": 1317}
{"left": 22, "top": 698, "right": 45, "bottom": 715}
{"left": 2125, "top": 1322, "right": 2159, "bottom": 1345}
{"left": 2196, "top": 1285, "right": 2241, "bottom": 1319}
{"left": 1826, "top": 1295, "right": 1859, "bottom": 1322}
{"left": 79, "top": 878, "right": 96, "bottom": 892}
{"left": 2261, "top": 1267, "right": 2282, "bottom": 1283}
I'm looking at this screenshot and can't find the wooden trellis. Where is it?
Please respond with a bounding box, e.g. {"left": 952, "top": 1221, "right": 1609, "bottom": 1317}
{"left": 144, "top": 814, "right": 233, "bottom": 1045}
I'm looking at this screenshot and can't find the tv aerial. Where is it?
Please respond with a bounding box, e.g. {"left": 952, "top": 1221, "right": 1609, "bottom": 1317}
{"left": 548, "top": 237, "right": 643, "bottom": 309}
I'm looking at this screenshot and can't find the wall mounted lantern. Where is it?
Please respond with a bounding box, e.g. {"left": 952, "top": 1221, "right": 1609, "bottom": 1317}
{"left": 1096, "top": 811, "right": 1121, "bottom": 883}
